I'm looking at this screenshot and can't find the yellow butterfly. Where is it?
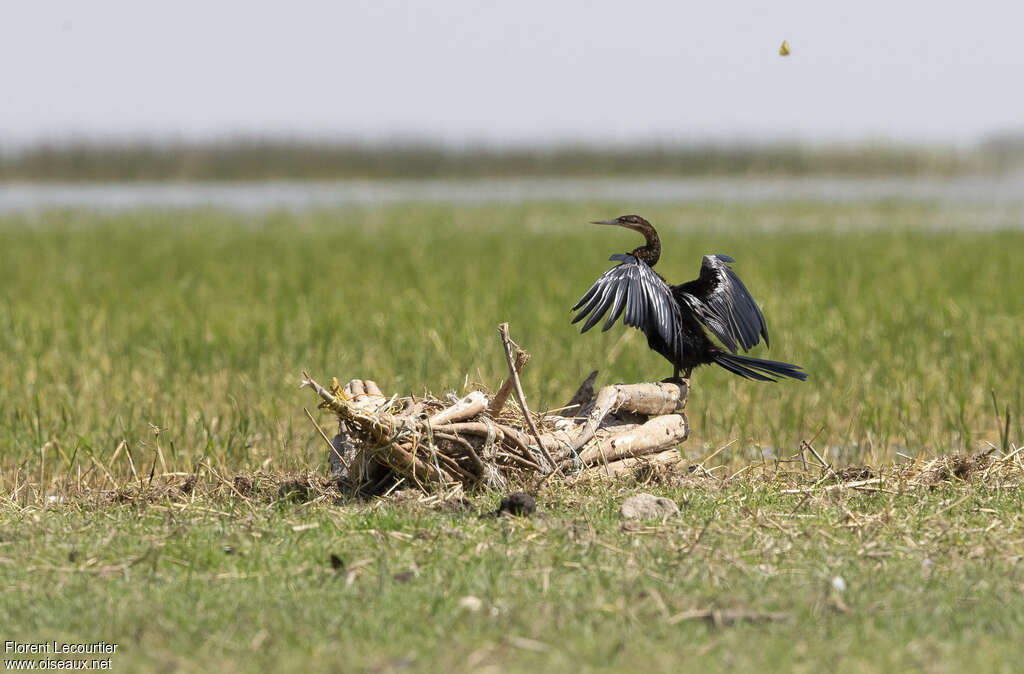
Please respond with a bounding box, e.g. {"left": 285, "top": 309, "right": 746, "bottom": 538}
{"left": 779, "top": 40, "right": 790, "bottom": 56}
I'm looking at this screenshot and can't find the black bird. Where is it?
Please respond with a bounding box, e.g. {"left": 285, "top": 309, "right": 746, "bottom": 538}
{"left": 572, "top": 215, "right": 806, "bottom": 383}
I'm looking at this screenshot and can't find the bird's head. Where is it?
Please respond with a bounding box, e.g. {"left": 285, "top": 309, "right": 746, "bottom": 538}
{"left": 591, "top": 214, "right": 653, "bottom": 234}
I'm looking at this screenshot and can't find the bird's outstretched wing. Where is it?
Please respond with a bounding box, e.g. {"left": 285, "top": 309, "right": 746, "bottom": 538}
{"left": 673, "top": 254, "right": 768, "bottom": 354}
{"left": 572, "top": 253, "right": 681, "bottom": 354}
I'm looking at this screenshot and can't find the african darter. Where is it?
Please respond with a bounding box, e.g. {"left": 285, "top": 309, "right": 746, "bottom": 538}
{"left": 572, "top": 215, "right": 806, "bottom": 383}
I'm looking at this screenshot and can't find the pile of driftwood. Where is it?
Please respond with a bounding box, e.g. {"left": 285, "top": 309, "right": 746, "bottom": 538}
{"left": 302, "top": 324, "right": 688, "bottom": 493}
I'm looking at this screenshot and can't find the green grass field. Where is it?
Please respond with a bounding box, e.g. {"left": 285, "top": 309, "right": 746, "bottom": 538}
{"left": 3, "top": 479, "right": 1024, "bottom": 673}
{"left": 1, "top": 201, "right": 1023, "bottom": 672}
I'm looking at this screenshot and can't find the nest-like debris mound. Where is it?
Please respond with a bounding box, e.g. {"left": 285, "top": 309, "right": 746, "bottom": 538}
{"left": 898, "top": 452, "right": 1023, "bottom": 486}
{"left": 302, "top": 324, "right": 688, "bottom": 494}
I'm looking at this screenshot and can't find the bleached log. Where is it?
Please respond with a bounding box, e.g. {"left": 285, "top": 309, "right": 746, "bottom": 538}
{"left": 573, "top": 381, "right": 688, "bottom": 451}
{"left": 577, "top": 414, "right": 688, "bottom": 466}
{"left": 594, "top": 381, "right": 688, "bottom": 416}
{"left": 581, "top": 448, "right": 683, "bottom": 478}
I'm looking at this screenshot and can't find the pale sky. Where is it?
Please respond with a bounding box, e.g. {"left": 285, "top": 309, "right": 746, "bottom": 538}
{"left": 2, "top": 1, "right": 1022, "bottom": 147}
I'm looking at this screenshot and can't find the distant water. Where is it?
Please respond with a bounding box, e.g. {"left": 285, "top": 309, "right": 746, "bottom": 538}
{"left": 2, "top": 174, "right": 1024, "bottom": 214}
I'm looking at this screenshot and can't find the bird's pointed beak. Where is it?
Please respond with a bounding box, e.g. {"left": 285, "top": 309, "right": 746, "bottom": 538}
{"left": 591, "top": 219, "right": 620, "bottom": 225}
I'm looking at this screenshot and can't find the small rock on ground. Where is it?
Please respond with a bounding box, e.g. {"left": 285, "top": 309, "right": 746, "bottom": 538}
{"left": 620, "top": 493, "right": 680, "bottom": 520}
{"left": 457, "top": 596, "right": 483, "bottom": 612}
{"left": 497, "top": 492, "right": 536, "bottom": 517}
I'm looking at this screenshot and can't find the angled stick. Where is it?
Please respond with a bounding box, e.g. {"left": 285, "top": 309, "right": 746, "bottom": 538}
{"left": 304, "top": 407, "right": 350, "bottom": 470}
{"left": 487, "top": 349, "right": 529, "bottom": 417}
{"left": 497, "top": 323, "right": 560, "bottom": 475}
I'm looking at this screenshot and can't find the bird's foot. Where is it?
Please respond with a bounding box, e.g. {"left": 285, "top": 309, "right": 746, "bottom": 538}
{"left": 660, "top": 376, "right": 686, "bottom": 385}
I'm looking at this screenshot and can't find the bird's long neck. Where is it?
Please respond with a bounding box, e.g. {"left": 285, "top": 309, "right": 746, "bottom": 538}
{"left": 630, "top": 222, "right": 661, "bottom": 267}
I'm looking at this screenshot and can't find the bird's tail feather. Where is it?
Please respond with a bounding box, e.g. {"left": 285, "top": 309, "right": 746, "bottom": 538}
{"left": 713, "top": 353, "right": 807, "bottom": 382}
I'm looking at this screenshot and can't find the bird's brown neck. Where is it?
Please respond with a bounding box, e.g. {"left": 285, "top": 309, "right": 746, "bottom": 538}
{"left": 630, "top": 222, "right": 661, "bottom": 267}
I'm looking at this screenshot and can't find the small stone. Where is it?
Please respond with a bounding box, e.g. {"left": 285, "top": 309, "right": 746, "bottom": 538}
{"left": 620, "top": 493, "right": 680, "bottom": 520}
{"left": 458, "top": 596, "right": 483, "bottom": 612}
{"left": 497, "top": 492, "right": 536, "bottom": 517}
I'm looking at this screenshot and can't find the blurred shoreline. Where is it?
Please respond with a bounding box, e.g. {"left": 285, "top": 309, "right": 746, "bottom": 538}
{"left": 3, "top": 138, "right": 1022, "bottom": 182}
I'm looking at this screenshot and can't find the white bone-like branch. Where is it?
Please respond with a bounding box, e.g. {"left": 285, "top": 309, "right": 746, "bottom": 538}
{"left": 427, "top": 391, "right": 488, "bottom": 426}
